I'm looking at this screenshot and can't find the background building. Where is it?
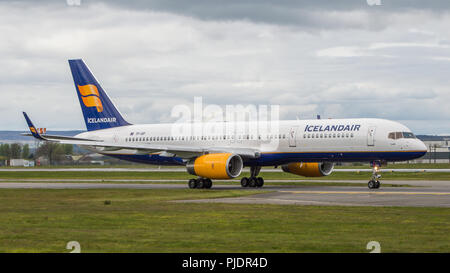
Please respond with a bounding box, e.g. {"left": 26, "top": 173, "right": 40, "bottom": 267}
{"left": 415, "top": 135, "right": 450, "bottom": 164}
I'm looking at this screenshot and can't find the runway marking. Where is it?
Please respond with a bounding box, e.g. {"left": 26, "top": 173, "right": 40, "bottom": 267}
{"left": 279, "top": 191, "right": 450, "bottom": 196}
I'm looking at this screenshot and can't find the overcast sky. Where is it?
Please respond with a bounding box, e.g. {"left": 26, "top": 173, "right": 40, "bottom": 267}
{"left": 1, "top": 0, "right": 450, "bottom": 134}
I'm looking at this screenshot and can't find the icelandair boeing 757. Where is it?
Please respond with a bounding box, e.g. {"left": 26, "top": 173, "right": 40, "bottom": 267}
{"left": 23, "top": 59, "right": 427, "bottom": 189}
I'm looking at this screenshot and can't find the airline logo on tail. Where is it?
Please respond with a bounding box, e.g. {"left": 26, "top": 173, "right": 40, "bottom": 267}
{"left": 78, "top": 84, "right": 103, "bottom": 112}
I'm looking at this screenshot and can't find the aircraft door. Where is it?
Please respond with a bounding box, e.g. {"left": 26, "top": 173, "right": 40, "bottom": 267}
{"left": 367, "top": 126, "right": 376, "bottom": 146}
{"left": 289, "top": 127, "right": 298, "bottom": 147}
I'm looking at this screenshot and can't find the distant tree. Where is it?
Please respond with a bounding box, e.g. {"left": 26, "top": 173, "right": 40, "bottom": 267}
{"left": 0, "top": 144, "right": 11, "bottom": 160}
{"left": 10, "top": 143, "right": 22, "bottom": 159}
{"left": 35, "top": 142, "right": 66, "bottom": 165}
{"left": 21, "top": 144, "right": 30, "bottom": 159}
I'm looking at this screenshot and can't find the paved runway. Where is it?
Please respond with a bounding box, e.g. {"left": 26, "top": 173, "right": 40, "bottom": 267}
{"left": 177, "top": 186, "right": 450, "bottom": 207}
{"left": 0, "top": 179, "right": 449, "bottom": 207}
{"left": 0, "top": 178, "right": 448, "bottom": 187}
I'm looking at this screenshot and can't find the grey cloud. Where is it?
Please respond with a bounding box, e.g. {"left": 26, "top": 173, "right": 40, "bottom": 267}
{"left": 0, "top": 1, "right": 449, "bottom": 134}
{"left": 8, "top": 0, "right": 450, "bottom": 29}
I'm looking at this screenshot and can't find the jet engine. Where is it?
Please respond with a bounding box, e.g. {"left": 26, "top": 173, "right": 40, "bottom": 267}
{"left": 281, "top": 162, "right": 334, "bottom": 177}
{"left": 187, "top": 153, "right": 243, "bottom": 179}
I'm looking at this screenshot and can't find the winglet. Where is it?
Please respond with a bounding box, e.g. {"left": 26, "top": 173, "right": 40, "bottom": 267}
{"left": 23, "top": 112, "right": 45, "bottom": 140}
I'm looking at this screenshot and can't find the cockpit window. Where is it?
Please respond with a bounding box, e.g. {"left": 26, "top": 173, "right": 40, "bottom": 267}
{"left": 402, "top": 132, "right": 415, "bottom": 138}
{"left": 388, "top": 131, "right": 416, "bottom": 139}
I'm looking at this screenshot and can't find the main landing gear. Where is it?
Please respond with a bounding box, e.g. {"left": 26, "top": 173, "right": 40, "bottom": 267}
{"left": 368, "top": 164, "right": 381, "bottom": 189}
{"left": 188, "top": 178, "right": 212, "bottom": 189}
{"left": 240, "top": 166, "right": 264, "bottom": 188}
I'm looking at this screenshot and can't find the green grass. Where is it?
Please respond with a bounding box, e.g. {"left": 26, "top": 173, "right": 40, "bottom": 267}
{"left": 0, "top": 170, "right": 449, "bottom": 180}
{"left": 0, "top": 189, "right": 448, "bottom": 253}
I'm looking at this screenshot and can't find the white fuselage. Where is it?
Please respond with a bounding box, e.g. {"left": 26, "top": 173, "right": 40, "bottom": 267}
{"left": 75, "top": 118, "right": 427, "bottom": 166}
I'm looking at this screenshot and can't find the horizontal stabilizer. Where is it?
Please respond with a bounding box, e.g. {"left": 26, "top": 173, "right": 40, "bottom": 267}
{"left": 20, "top": 133, "right": 99, "bottom": 142}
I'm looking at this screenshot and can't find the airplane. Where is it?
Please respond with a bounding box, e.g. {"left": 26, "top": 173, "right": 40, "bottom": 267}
{"left": 23, "top": 59, "right": 428, "bottom": 189}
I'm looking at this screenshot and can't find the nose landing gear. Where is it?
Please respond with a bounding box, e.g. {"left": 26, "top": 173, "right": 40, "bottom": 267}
{"left": 368, "top": 164, "right": 381, "bottom": 189}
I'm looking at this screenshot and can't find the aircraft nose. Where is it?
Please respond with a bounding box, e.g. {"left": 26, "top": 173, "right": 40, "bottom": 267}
{"left": 417, "top": 139, "right": 427, "bottom": 152}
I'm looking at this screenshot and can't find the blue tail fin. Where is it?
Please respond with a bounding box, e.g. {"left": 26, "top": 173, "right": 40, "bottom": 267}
{"left": 68, "top": 59, "right": 131, "bottom": 131}
{"left": 23, "top": 112, "right": 45, "bottom": 140}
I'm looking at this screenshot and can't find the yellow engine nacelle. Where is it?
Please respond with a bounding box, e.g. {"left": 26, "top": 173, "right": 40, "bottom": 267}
{"left": 281, "top": 162, "right": 334, "bottom": 177}
{"left": 186, "top": 153, "right": 243, "bottom": 179}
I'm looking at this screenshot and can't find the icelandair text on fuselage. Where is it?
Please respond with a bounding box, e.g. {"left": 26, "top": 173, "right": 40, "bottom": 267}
{"left": 87, "top": 117, "right": 117, "bottom": 123}
{"left": 304, "top": 124, "right": 361, "bottom": 132}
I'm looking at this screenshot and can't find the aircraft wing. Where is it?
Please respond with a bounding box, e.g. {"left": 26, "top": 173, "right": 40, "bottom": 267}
{"left": 22, "top": 112, "right": 260, "bottom": 159}
{"left": 20, "top": 133, "right": 98, "bottom": 142}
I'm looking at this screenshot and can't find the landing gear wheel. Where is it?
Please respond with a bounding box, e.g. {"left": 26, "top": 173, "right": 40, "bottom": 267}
{"left": 240, "top": 177, "right": 249, "bottom": 187}
{"left": 368, "top": 162, "right": 382, "bottom": 189}
{"left": 256, "top": 177, "right": 264, "bottom": 188}
{"left": 249, "top": 177, "right": 257, "bottom": 188}
{"left": 204, "top": 178, "right": 212, "bottom": 189}
{"left": 375, "top": 180, "right": 381, "bottom": 189}
{"left": 197, "top": 178, "right": 205, "bottom": 189}
{"left": 188, "top": 179, "right": 198, "bottom": 189}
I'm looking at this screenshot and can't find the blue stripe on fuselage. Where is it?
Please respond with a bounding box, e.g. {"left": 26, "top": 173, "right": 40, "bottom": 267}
{"left": 105, "top": 151, "right": 426, "bottom": 166}
{"left": 246, "top": 151, "right": 427, "bottom": 166}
